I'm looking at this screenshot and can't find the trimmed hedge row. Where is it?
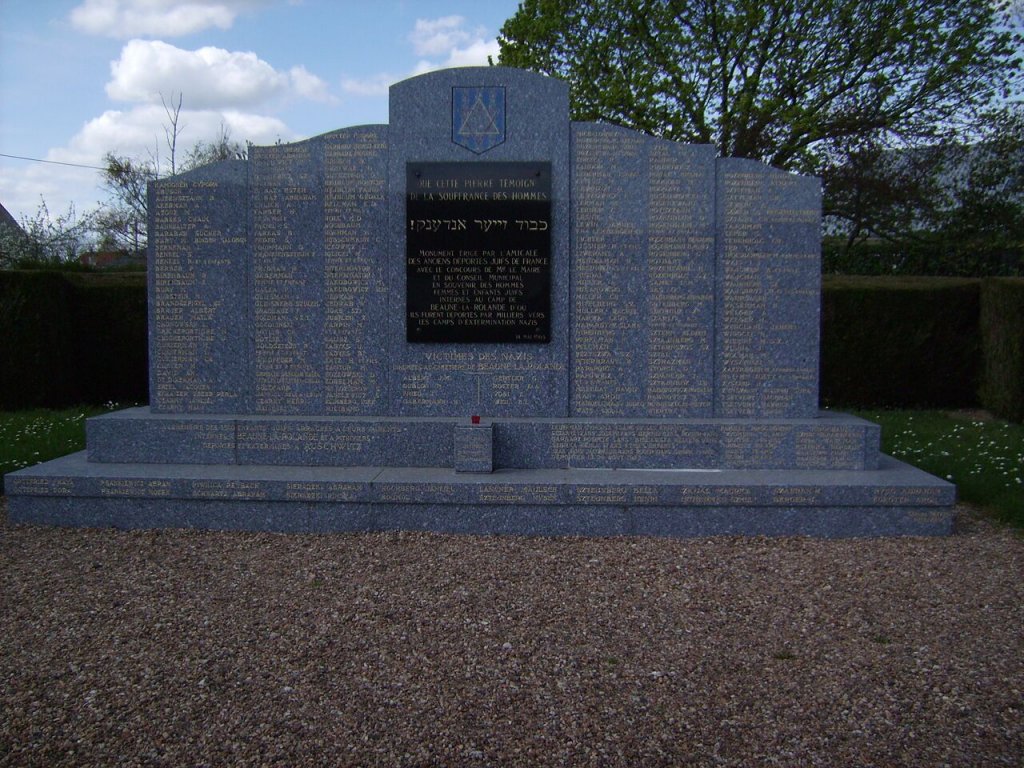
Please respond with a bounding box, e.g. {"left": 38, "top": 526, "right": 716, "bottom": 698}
{"left": 1, "top": 271, "right": 1021, "bottom": 422}
{"left": 822, "top": 237, "right": 1023, "bottom": 277}
{"left": 66, "top": 273, "right": 148, "bottom": 407}
{"left": 0, "top": 272, "right": 76, "bottom": 409}
{"left": 0, "top": 271, "right": 147, "bottom": 409}
{"left": 979, "top": 278, "right": 1024, "bottom": 423}
{"left": 820, "top": 276, "right": 1024, "bottom": 421}
{"left": 820, "top": 276, "right": 982, "bottom": 409}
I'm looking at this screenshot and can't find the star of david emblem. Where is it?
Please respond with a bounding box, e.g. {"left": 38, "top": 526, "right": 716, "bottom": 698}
{"left": 452, "top": 87, "right": 506, "bottom": 154}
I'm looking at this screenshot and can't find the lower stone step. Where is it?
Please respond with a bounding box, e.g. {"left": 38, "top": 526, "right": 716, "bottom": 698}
{"left": 5, "top": 452, "right": 955, "bottom": 537}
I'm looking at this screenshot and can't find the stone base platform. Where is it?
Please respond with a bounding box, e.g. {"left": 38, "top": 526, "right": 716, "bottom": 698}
{"left": 5, "top": 452, "right": 955, "bottom": 538}
{"left": 84, "top": 407, "right": 882, "bottom": 471}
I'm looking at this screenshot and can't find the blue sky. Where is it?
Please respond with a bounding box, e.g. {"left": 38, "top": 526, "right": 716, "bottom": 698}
{"left": 0, "top": 0, "right": 522, "bottom": 224}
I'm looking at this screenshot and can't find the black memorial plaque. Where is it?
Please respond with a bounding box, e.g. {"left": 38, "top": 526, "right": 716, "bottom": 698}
{"left": 406, "top": 161, "right": 551, "bottom": 343}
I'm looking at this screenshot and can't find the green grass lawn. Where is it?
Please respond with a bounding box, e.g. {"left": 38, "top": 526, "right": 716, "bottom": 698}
{"left": 0, "top": 405, "right": 123, "bottom": 478}
{"left": 855, "top": 409, "right": 1024, "bottom": 528}
{"left": 2, "top": 406, "right": 1022, "bottom": 529}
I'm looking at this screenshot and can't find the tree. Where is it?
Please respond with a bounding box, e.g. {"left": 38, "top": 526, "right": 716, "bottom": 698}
{"left": 181, "top": 123, "right": 247, "bottom": 170}
{"left": 499, "top": 0, "right": 1023, "bottom": 273}
{"left": 821, "top": 140, "right": 955, "bottom": 249}
{"left": 819, "top": 103, "right": 1024, "bottom": 274}
{"left": 499, "top": 0, "right": 1021, "bottom": 167}
{"left": 0, "top": 199, "right": 96, "bottom": 268}
{"left": 939, "top": 106, "right": 1024, "bottom": 245}
{"left": 95, "top": 153, "right": 157, "bottom": 253}
{"left": 505, "top": 1, "right": 1019, "bottom": 158}
{"left": 95, "top": 104, "right": 248, "bottom": 253}
{"left": 161, "top": 92, "right": 185, "bottom": 176}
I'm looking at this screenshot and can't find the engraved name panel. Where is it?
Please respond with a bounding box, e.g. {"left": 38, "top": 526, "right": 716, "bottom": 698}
{"left": 248, "top": 129, "right": 389, "bottom": 416}
{"left": 550, "top": 423, "right": 719, "bottom": 468}
{"left": 324, "top": 128, "right": 388, "bottom": 414}
{"left": 714, "top": 158, "right": 821, "bottom": 418}
{"left": 148, "top": 162, "right": 248, "bottom": 413}
{"left": 250, "top": 141, "right": 325, "bottom": 414}
{"left": 571, "top": 124, "right": 716, "bottom": 417}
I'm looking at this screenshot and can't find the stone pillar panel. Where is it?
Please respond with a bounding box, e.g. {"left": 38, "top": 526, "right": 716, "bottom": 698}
{"left": 246, "top": 127, "right": 389, "bottom": 416}
{"left": 147, "top": 160, "right": 249, "bottom": 414}
{"left": 714, "top": 158, "right": 822, "bottom": 418}
{"left": 387, "top": 68, "right": 571, "bottom": 417}
{"left": 570, "top": 124, "right": 717, "bottom": 417}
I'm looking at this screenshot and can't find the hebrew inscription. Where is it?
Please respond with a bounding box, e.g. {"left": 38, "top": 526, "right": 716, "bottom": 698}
{"left": 406, "top": 161, "right": 552, "bottom": 343}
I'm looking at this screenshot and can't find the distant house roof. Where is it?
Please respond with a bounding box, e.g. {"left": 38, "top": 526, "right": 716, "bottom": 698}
{"left": 0, "top": 202, "right": 27, "bottom": 240}
{"left": 0, "top": 202, "right": 29, "bottom": 261}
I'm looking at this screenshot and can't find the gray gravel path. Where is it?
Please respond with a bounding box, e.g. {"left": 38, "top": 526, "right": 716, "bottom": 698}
{"left": 2, "top": 501, "right": 1022, "bottom": 767}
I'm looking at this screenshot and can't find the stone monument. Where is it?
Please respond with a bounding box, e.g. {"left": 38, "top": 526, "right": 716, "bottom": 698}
{"left": 5, "top": 67, "right": 955, "bottom": 536}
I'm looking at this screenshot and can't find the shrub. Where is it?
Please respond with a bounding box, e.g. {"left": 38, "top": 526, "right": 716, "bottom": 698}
{"left": 821, "top": 276, "right": 981, "bottom": 408}
{"left": 980, "top": 278, "right": 1024, "bottom": 423}
{"left": 0, "top": 272, "right": 77, "bottom": 409}
{"left": 66, "top": 273, "right": 148, "bottom": 405}
{"left": 0, "top": 271, "right": 147, "bottom": 409}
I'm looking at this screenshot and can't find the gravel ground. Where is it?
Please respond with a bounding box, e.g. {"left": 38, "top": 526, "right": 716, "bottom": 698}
{"left": 1, "top": 500, "right": 1022, "bottom": 767}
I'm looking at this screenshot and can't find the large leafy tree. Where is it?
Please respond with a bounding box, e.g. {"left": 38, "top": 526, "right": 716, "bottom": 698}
{"left": 499, "top": 0, "right": 1023, "bottom": 267}
{"left": 498, "top": 0, "right": 1021, "bottom": 170}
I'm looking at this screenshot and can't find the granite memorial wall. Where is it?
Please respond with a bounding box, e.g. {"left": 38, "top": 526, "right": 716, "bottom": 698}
{"left": 145, "top": 83, "right": 819, "bottom": 422}
{"left": 4, "top": 67, "right": 956, "bottom": 536}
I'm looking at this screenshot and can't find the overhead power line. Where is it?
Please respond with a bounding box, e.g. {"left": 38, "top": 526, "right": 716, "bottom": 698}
{"left": 0, "top": 152, "right": 106, "bottom": 171}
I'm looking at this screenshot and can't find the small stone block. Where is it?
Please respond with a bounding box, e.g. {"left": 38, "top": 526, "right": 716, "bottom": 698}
{"left": 455, "top": 424, "right": 493, "bottom": 473}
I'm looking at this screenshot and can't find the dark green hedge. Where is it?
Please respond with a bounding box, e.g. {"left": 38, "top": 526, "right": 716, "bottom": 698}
{"left": 65, "top": 273, "right": 148, "bottom": 406}
{"left": 0, "top": 272, "right": 77, "bottom": 409}
{"left": 823, "top": 237, "right": 1023, "bottom": 277}
{"left": 820, "top": 276, "right": 981, "bottom": 409}
{"left": 0, "top": 271, "right": 147, "bottom": 409}
{"left": 980, "top": 278, "right": 1024, "bottom": 423}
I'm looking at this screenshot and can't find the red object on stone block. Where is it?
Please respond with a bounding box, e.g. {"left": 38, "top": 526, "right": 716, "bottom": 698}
{"left": 471, "top": 415, "right": 481, "bottom": 425}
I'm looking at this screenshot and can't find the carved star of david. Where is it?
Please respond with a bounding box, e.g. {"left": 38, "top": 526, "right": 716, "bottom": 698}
{"left": 457, "top": 93, "right": 501, "bottom": 140}
{"left": 452, "top": 87, "right": 505, "bottom": 153}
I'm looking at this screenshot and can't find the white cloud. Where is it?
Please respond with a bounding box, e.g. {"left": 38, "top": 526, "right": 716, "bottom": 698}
{"left": 346, "top": 16, "right": 499, "bottom": 98}
{"left": 217, "top": 110, "right": 293, "bottom": 144}
{"left": 106, "top": 39, "right": 333, "bottom": 109}
{"left": 60, "top": 106, "right": 177, "bottom": 162}
{"left": 288, "top": 66, "right": 335, "bottom": 104}
{"left": 443, "top": 38, "right": 501, "bottom": 68}
{"left": 410, "top": 15, "right": 498, "bottom": 74}
{"left": 108, "top": 40, "right": 284, "bottom": 107}
{"left": 70, "top": 0, "right": 263, "bottom": 38}
{"left": 53, "top": 105, "right": 292, "bottom": 167}
{"left": 407, "top": 15, "right": 499, "bottom": 69}
{"left": 0, "top": 104, "right": 294, "bottom": 223}
{"left": 340, "top": 73, "right": 399, "bottom": 97}
{"left": 409, "top": 16, "right": 476, "bottom": 57}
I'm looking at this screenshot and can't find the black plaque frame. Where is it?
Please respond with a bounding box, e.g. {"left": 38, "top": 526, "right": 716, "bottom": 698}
{"left": 406, "top": 161, "right": 551, "bottom": 343}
